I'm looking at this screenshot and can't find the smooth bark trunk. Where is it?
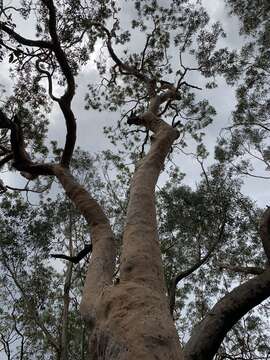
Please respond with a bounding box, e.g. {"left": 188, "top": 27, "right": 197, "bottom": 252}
{"left": 86, "top": 114, "right": 182, "bottom": 359}
{"left": 53, "top": 113, "right": 183, "bottom": 359}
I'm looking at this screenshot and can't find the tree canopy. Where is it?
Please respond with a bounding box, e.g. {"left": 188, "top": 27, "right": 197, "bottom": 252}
{"left": 0, "top": 1, "right": 270, "bottom": 359}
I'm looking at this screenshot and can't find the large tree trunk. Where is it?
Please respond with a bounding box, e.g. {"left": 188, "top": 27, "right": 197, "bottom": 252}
{"left": 55, "top": 111, "right": 183, "bottom": 359}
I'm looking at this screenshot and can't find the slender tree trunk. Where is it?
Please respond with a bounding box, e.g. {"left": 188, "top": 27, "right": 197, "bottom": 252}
{"left": 60, "top": 208, "right": 74, "bottom": 360}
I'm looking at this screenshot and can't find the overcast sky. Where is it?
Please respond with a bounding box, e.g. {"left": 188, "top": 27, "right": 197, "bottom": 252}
{"left": 0, "top": 0, "right": 269, "bottom": 208}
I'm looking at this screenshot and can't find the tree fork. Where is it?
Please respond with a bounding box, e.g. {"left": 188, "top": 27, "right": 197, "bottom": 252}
{"left": 84, "top": 111, "right": 183, "bottom": 360}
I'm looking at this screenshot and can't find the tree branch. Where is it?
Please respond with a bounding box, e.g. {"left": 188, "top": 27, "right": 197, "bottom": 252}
{"left": 42, "top": 0, "right": 76, "bottom": 167}
{"left": 183, "top": 268, "right": 270, "bottom": 360}
{"left": 121, "top": 109, "right": 179, "bottom": 291}
{"left": 43, "top": 0, "right": 75, "bottom": 101}
{"left": 51, "top": 244, "right": 92, "bottom": 264}
{"left": 35, "top": 59, "right": 60, "bottom": 101}
{"left": 169, "top": 219, "right": 226, "bottom": 315}
{"left": 0, "top": 110, "right": 54, "bottom": 177}
{"left": 2, "top": 1, "right": 77, "bottom": 169}
{"left": 0, "top": 153, "right": 13, "bottom": 168}
{"left": 0, "top": 23, "right": 52, "bottom": 49}
{"left": 92, "top": 22, "right": 151, "bottom": 85}
{"left": 219, "top": 264, "right": 265, "bottom": 276}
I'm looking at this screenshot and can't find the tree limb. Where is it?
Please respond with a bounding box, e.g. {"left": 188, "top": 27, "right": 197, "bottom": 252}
{"left": 51, "top": 244, "right": 92, "bottom": 264}
{"left": 169, "top": 219, "right": 226, "bottom": 315}
{"left": 91, "top": 22, "right": 151, "bottom": 85}
{"left": 120, "top": 106, "right": 179, "bottom": 292}
{"left": 218, "top": 264, "right": 265, "bottom": 276}
{"left": 0, "top": 153, "right": 13, "bottom": 168}
{"left": 0, "top": 110, "right": 54, "bottom": 177}
{"left": 0, "top": 23, "right": 52, "bottom": 49}
{"left": 183, "top": 268, "right": 270, "bottom": 360}
{"left": 42, "top": 0, "right": 76, "bottom": 167}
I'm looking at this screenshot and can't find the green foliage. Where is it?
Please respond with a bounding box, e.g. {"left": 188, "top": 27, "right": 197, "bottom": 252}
{"left": 215, "top": 0, "right": 270, "bottom": 176}
{"left": 0, "top": 149, "right": 130, "bottom": 358}
{"left": 157, "top": 164, "right": 269, "bottom": 354}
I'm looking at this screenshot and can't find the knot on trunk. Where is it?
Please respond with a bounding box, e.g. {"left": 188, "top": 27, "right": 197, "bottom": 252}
{"left": 127, "top": 111, "right": 143, "bottom": 126}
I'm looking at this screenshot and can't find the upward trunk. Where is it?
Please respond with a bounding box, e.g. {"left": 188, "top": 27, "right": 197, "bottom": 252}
{"left": 53, "top": 112, "right": 182, "bottom": 359}
{"left": 85, "top": 113, "right": 181, "bottom": 359}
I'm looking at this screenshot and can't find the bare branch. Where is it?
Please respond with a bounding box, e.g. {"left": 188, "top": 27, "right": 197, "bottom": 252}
{"left": 0, "top": 23, "right": 52, "bottom": 49}
{"left": 178, "top": 81, "right": 202, "bottom": 91}
{"left": 42, "top": 0, "right": 76, "bottom": 167}
{"left": 0, "top": 110, "right": 54, "bottom": 177}
{"left": 35, "top": 59, "right": 60, "bottom": 101}
{"left": 0, "top": 153, "right": 13, "bottom": 168}
{"left": 140, "top": 129, "right": 149, "bottom": 158}
{"left": 139, "top": 35, "right": 151, "bottom": 71}
{"left": 92, "top": 22, "right": 151, "bottom": 85}
{"left": 51, "top": 244, "right": 92, "bottom": 264}
{"left": 219, "top": 264, "right": 265, "bottom": 276}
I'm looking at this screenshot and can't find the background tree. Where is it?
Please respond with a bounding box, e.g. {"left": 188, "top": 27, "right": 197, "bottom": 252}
{"left": 215, "top": 0, "right": 270, "bottom": 178}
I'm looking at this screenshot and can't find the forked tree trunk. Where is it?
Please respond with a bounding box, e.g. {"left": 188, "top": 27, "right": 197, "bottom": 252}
{"left": 54, "top": 111, "right": 183, "bottom": 359}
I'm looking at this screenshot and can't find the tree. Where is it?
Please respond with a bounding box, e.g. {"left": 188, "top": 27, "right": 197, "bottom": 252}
{"left": 215, "top": 0, "right": 270, "bottom": 178}
{"left": 0, "top": 1, "right": 270, "bottom": 359}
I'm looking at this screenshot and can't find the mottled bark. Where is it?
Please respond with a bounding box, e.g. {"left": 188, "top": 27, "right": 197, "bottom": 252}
{"left": 121, "top": 112, "right": 179, "bottom": 290}
{"left": 183, "top": 268, "right": 270, "bottom": 360}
